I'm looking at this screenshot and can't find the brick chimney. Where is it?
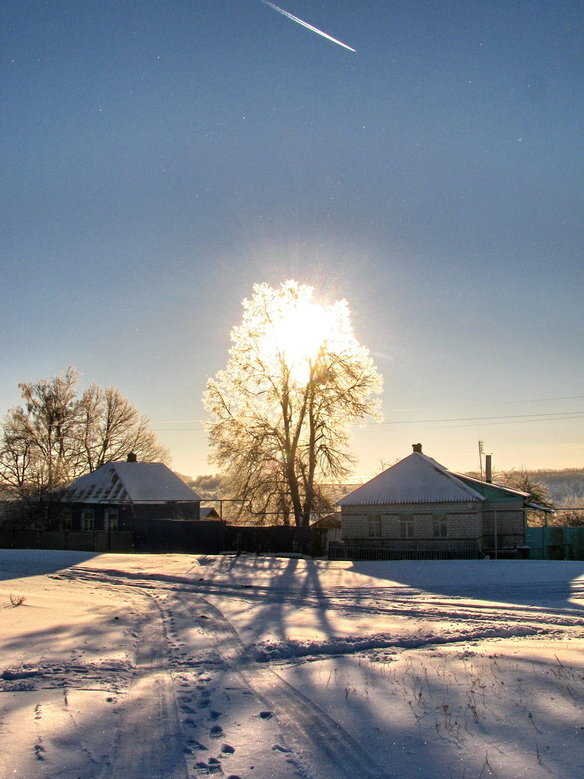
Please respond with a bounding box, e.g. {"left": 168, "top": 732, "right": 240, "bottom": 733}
{"left": 412, "top": 443, "right": 422, "bottom": 453}
{"left": 485, "top": 454, "right": 492, "bottom": 483}
{"left": 127, "top": 452, "right": 137, "bottom": 462}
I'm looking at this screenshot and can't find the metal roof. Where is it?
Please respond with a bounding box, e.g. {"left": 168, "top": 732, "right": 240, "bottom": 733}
{"left": 337, "top": 452, "right": 485, "bottom": 506}
{"left": 452, "top": 472, "right": 530, "bottom": 498}
{"left": 62, "top": 462, "right": 202, "bottom": 504}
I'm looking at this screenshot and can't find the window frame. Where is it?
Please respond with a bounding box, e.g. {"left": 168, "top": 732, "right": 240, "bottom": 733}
{"left": 399, "top": 515, "right": 414, "bottom": 538}
{"left": 81, "top": 508, "right": 95, "bottom": 532}
{"left": 368, "top": 515, "right": 382, "bottom": 538}
{"left": 432, "top": 514, "right": 448, "bottom": 538}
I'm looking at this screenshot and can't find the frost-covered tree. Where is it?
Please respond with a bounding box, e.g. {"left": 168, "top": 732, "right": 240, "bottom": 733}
{"left": 0, "top": 368, "right": 168, "bottom": 502}
{"left": 204, "top": 281, "right": 382, "bottom": 526}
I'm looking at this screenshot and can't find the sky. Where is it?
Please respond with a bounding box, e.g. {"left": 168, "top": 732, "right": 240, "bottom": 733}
{"left": 2, "top": 0, "right": 583, "bottom": 480}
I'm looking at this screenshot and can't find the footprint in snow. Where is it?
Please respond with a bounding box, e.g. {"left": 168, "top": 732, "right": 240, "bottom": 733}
{"left": 210, "top": 710, "right": 222, "bottom": 720}
{"left": 259, "top": 711, "right": 273, "bottom": 719}
{"left": 221, "top": 743, "right": 235, "bottom": 754}
{"left": 272, "top": 744, "right": 291, "bottom": 753}
{"left": 191, "top": 740, "right": 208, "bottom": 751}
{"left": 209, "top": 725, "right": 223, "bottom": 738}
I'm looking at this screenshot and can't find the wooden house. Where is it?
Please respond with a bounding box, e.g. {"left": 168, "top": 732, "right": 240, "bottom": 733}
{"left": 56, "top": 454, "right": 202, "bottom": 533}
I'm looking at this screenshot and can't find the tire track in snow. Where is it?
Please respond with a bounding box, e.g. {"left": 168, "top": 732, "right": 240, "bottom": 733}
{"left": 175, "top": 593, "right": 390, "bottom": 779}
{"left": 106, "top": 593, "right": 187, "bottom": 779}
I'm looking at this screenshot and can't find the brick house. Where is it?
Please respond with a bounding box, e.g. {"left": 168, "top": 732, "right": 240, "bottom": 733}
{"left": 336, "top": 445, "right": 530, "bottom": 558}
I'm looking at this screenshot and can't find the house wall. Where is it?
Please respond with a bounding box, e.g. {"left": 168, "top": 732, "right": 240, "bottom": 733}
{"left": 481, "top": 500, "right": 525, "bottom": 550}
{"left": 341, "top": 502, "right": 483, "bottom": 545}
{"left": 55, "top": 501, "right": 200, "bottom": 532}
{"left": 341, "top": 498, "right": 526, "bottom": 554}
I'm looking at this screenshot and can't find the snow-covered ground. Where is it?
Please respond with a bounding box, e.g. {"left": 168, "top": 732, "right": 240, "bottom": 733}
{"left": 0, "top": 551, "right": 582, "bottom": 778}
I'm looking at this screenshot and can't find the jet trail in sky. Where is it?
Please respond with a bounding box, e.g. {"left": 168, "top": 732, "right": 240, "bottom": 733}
{"left": 260, "top": 0, "right": 356, "bottom": 52}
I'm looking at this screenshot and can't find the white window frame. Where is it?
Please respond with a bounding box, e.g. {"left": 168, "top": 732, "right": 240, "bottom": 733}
{"left": 104, "top": 509, "right": 119, "bottom": 533}
{"left": 432, "top": 514, "right": 448, "bottom": 538}
{"left": 81, "top": 509, "right": 94, "bottom": 532}
{"left": 400, "top": 515, "right": 414, "bottom": 538}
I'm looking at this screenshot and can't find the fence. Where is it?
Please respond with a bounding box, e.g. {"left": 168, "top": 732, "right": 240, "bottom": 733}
{"left": 526, "top": 526, "right": 584, "bottom": 560}
{"left": 0, "top": 522, "right": 320, "bottom": 556}
{"left": 225, "top": 525, "right": 315, "bottom": 555}
{"left": 0, "top": 522, "right": 226, "bottom": 555}
{"left": 328, "top": 544, "right": 481, "bottom": 561}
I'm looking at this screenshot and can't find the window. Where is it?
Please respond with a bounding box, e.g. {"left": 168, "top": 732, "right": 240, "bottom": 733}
{"left": 400, "top": 515, "right": 414, "bottom": 538}
{"left": 60, "top": 508, "right": 72, "bottom": 532}
{"left": 104, "top": 509, "right": 118, "bottom": 532}
{"left": 81, "top": 509, "right": 94, "bottom": 531}
{"left": 433, "top": 514, "right": 448, "bottom": 538}
{"left": 368, "top": 515, "right": 382, "bottom": 537}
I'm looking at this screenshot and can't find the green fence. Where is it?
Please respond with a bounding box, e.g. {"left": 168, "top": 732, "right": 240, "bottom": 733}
{"left": 526, "top": 526, "right": 584, "bottom": 560}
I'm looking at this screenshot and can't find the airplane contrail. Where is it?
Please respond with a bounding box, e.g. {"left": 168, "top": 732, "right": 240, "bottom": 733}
{"left": 259, "top": 0, "right": 356, "bottom": 53}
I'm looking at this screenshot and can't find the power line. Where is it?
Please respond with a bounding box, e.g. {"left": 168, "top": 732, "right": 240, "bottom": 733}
{"left": 152, "top": 409, "right": 584, "bottom": 433}
{"left": 376, "top": 410, "right": 584, "bottom": 425}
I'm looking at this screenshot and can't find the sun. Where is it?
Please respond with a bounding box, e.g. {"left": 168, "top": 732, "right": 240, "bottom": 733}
{"left": 258, "top": 285, "right": 338, "bottom": 384}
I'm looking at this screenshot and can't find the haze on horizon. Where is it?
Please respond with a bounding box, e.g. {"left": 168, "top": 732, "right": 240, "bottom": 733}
{"left": 1, "top": 0, "right": 582, "bottom": 478}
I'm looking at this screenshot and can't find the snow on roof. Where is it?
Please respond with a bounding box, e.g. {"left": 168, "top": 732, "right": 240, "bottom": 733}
{"left": 337, "top": 452, "right": 485, "bottom": 507}
{"left": 63, "top": 462, "right": 202, "bottom": 504}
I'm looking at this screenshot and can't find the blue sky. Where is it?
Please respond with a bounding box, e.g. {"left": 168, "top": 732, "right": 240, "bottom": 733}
{"left": 2, "top": 0, "right": 583, "bottom": 478}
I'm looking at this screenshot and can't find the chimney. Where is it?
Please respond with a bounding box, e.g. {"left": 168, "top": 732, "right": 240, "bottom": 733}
{"left": 412, "top": 443, "right": 422, "bottom": 454}
{"left": 127, "top": 452, "right": 137, "bottom": 463}
{"left": 485, "top": 454, "right": 492, "bottom": 483}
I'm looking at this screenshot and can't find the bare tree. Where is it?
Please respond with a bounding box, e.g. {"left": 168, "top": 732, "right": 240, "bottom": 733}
{"left": 78, "top": 384, "right": 168, "bottom": 471}
{"left": 496, "top": 468, "right": 554, "bottom": 509}
{"left": 0, "top": 369, "right": 168, "bottom": 503}
{"left": 204, "top": 281, "right": 382, "bottom": 526}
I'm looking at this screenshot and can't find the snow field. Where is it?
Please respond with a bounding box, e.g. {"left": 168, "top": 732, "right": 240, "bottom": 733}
{"left": 0, "top": 551, "right": 582, "bottom": 778}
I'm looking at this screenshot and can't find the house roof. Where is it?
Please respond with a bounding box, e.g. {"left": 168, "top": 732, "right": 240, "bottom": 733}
{"left": 337, "top": 452, "right": 487, "bottom": 506}
{"left": 311, "top": 514, "right": 342, "bottom": 529}
{"left": 62, "top": 462, "right": 202, "bottom": 504}
{"left": 451, "top": 472, "right": 530, "bottom": 499}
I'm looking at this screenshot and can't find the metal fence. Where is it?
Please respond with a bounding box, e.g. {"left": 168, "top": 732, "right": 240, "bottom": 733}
{"left": 328, "top": 544, "right": 481, "bottom": 561}
{"left": 526, "top": 526, "right": 584, "bottom": 560}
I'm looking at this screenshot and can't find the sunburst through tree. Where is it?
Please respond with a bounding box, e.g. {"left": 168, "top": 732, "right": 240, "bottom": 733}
{"left": 204, "top": 281, "right": 382, "bottom": 526}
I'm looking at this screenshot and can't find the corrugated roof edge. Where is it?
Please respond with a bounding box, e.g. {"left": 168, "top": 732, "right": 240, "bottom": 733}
{"left": 452, "top": 472, "right": 530, "bottom": 498}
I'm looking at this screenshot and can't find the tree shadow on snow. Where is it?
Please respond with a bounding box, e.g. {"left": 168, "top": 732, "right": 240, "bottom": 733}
{"left": 0, "top": 548, "right": 98, "bottom": 583}
{"left": 346, "top": 559, "right": 584, "bottom": 613}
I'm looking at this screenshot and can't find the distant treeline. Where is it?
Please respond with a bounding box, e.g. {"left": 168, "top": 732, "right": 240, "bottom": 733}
{"left": 526, "top": 469, "right": 584, "bottom": 506}
{"left": 181, "top": 469, "right": 584, "bottom": 510}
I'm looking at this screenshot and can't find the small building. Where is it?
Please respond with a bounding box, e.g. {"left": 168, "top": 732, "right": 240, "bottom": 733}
{"left": 336, "top": 444, "right": 530, "bottom": 558}
{"left": 200, "top": 506, "right": 221, "bottom": 520}
{"left": 56, "top": 454, "right": 202, "bottom": 533}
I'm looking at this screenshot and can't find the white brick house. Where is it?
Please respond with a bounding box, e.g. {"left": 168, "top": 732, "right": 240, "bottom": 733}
{"left": 336, "top": 445, "right": 529, "bottom": 558}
